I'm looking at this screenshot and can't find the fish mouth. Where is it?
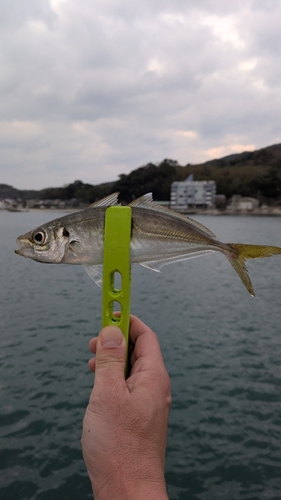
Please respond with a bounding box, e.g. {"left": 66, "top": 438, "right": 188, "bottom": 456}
{"left": 15, "top": 237, "right": 27, "bottom": 256}
{"left": 15, "top": 248, "right": 25, "bottom": 256}
{"left": 15, "top": 236, "right": 27, "bottom": 256}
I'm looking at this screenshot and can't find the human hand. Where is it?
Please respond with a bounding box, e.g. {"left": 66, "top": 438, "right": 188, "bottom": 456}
{"left": 81, "top": 315, "right": 171, "bottom": 500}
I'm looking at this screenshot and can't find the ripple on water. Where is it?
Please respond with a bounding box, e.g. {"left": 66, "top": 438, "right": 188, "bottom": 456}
{"left": 1, "top": 213, "right": 281, "bottom": 499}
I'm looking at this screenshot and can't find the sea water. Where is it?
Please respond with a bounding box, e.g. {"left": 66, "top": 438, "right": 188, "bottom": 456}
{"left": 1, "top": 211, "right": 281, "bottom": 500}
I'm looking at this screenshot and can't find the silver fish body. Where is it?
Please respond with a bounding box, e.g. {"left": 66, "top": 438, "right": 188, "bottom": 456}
{"left": 15, "top": 193, "right": 281, "bottom": 295}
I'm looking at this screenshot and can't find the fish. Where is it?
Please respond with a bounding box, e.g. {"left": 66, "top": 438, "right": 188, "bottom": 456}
{"left": 15, "top": 192, "right": 281, "bottom": 296}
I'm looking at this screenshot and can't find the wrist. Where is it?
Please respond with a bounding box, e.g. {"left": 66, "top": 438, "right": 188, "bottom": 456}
{"left": 89, "top": 470, "right": 169, "bottom": 500}
{"left": 92, "top": 481, "right": 169, "bottom": 500}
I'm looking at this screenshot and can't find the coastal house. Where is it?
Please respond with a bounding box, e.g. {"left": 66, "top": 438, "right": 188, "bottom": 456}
{"left": 170, "top": 175, "right": 216, "bottom": 211}
{"left": 0, "top": 198, "right": 17, "bottom": 209}
{"left": 227, "top": 195, "right": 259, "bottom": 212}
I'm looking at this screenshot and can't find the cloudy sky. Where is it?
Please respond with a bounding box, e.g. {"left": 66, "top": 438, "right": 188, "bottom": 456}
{"left": 1, "top": 0, "right": 280, "bottom": 190}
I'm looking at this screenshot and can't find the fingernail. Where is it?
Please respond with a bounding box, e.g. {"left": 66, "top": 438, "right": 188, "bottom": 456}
{"left": 100, "top": 327, "right": 124, "bottom": 348}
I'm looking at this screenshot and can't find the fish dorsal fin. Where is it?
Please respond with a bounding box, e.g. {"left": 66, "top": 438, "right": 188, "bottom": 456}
{"left": 130, "top": 193, "right": 218, "bottom": 240}
{"left": 89, "top": 192, "right": 120, "bottom": 208}
{"left": 129, "top": 193, "right": 154, "bottom": 207}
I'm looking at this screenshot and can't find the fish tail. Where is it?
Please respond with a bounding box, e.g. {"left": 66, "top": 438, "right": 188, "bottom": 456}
{"left": 225, "top": 244, "right": 281, "bottom": 297}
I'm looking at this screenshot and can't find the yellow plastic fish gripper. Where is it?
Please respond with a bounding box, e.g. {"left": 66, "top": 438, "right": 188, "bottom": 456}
{"left": 102, "top": 206, "right": 132, "bottom": 363}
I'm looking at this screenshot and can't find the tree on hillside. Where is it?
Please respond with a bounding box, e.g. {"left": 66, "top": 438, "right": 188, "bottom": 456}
{"left": 113, "top": 160, "right": 177, "bottom": 202}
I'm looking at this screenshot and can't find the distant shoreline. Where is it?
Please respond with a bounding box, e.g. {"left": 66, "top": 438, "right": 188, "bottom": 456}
{"left": 2, "top": 207, "right": 281, "bottom": 217}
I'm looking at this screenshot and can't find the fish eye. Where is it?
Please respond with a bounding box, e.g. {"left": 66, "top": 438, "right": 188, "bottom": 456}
{"left": 32, "top": 229, "right": 47, "bottom": 245}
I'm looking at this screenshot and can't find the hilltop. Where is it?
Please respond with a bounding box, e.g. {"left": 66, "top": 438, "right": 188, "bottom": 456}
{"left": 1, "top": 143, "right": 281, "bottom": 205}
{"left": 175, "top": 143, "right": 281, "bottom": 201}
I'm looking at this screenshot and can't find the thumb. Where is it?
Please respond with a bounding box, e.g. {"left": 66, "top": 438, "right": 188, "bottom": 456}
{"left": 94, "top": 326, "right": 127, "bottom": 386}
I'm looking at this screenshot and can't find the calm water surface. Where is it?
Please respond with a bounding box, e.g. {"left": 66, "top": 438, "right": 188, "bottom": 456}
{"left": 1, "top": 211, "right": 281, "bottom": 500}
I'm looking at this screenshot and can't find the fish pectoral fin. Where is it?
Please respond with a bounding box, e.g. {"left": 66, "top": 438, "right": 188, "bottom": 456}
{"left": 139, "top": 250, "right": 215, "bottom": 272}
{"left": 88, "top": 193, "right": 120, "bottom": 208}
{"left": 68, "top": 242, "right": 103, "bottom": 286}
{"left": 83, "top": 264, "right": 103, "bottom": 287}
{"left": 68, "top": 240, "right": 87, "bottom": 261}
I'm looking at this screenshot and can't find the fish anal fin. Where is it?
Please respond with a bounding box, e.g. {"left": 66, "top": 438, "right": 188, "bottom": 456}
{"left": 139, "top": 250, "right": 215, "bottom": 272}
{"left": 139, "top": 261, "right": 162, "bottom": 272}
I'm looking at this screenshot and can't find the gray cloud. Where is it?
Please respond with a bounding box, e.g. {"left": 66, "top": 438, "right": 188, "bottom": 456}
{"left": 0, "top": 0, "right": 280, "bottom": 189}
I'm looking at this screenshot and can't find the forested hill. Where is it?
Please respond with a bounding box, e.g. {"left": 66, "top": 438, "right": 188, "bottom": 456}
{"left": 1, "top": 142, "right": 281, "bottom": 204}
{"left": 175, "top": 143, "right": 281, "bottom": 200}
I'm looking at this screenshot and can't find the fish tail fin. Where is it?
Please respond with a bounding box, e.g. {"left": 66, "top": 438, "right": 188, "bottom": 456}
{"left": 226, "top": 244, "right": 281, "bottom": 297}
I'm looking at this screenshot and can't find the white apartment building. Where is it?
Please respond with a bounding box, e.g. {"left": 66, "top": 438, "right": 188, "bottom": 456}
{"left": 170, "top": 175, "right": 216, "bottom": 211}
